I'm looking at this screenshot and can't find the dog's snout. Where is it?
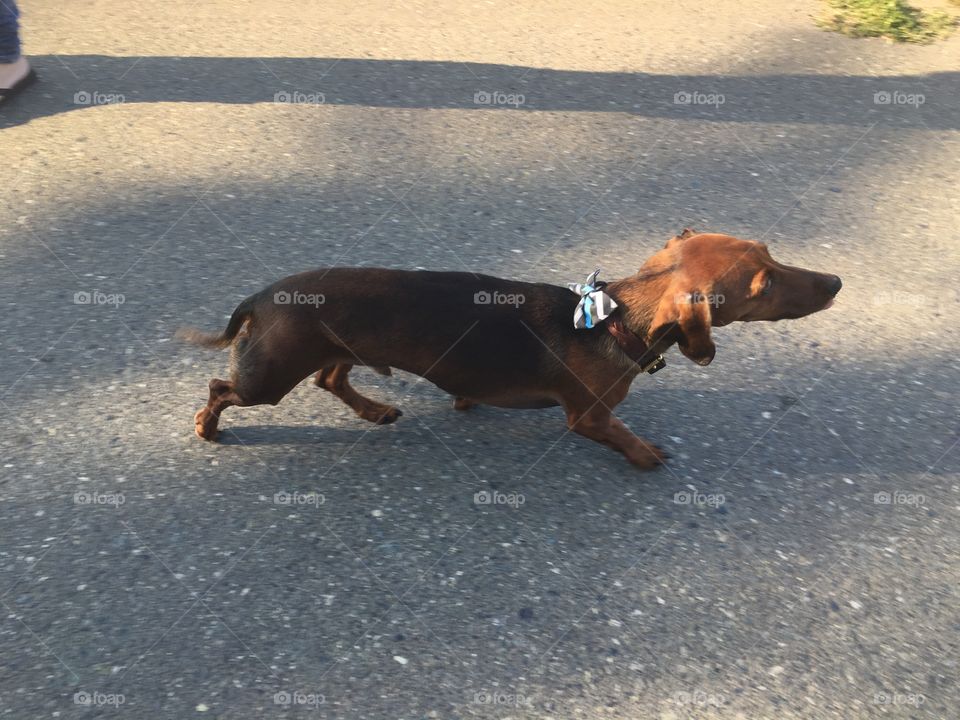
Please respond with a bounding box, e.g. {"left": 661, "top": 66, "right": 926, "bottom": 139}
{"left": 827, "top": 275, "right": 842, "bottom": 296}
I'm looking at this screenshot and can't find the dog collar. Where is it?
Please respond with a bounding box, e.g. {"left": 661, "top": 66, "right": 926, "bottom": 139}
{"left": 605, "top": 316, "right": 666, "bottom": 374}
{"left": 568, "top": 270, "right": 665, "bottom": 374}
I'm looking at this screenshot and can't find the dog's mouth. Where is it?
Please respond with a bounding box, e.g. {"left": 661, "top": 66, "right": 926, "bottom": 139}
{"left": 822, "top": 297, "right": 836, "bottom": 310}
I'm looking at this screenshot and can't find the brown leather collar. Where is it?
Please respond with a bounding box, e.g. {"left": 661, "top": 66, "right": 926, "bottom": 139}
{"left": 606, "top": 316, "right": 666, "bottom": 374}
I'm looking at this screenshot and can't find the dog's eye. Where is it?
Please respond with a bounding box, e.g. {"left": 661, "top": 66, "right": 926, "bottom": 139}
{"left": 761, "top": 276, "right": 773, "bottom": 295}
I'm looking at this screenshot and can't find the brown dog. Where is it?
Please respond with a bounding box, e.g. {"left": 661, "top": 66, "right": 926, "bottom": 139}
{"left": 178, "top": 231, "right": 840, "bottom": 469}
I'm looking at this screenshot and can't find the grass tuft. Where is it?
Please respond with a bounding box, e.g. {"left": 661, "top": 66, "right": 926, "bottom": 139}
{"left": 819, "top": 0, "right": 956, "bottom": 42}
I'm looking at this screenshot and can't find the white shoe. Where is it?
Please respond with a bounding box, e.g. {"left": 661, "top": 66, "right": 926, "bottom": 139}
{"left": 0, "top": 57, "right": 36, "bottom": 102}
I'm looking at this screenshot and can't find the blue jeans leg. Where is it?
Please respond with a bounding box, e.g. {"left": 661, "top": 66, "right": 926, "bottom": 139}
{"left": 0, "top": 0, "right": 21, "bottom": 63}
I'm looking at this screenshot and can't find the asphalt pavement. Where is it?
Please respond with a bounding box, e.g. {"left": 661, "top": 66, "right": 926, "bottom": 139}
{"left": 1, "top": 1, "right": 958, "bottom": 718}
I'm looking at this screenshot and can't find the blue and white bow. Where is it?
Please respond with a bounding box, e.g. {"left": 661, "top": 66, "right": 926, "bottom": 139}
{"left": 568, "top": 268, "right": 618, "bottom": 329}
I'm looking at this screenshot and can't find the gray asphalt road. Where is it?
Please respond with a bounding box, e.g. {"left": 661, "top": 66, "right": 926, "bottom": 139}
{"left": 1, "top": 1, "right": 958, "bottom": 718}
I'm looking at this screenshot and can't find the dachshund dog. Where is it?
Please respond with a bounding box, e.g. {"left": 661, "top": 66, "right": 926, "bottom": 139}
{"left": 178, "top": 231, "right": 840, "bottom": 469}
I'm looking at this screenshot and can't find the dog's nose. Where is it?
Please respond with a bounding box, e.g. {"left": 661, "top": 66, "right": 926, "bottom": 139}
{"left": 827, "top": 275, "right": 842, "bottom": 295}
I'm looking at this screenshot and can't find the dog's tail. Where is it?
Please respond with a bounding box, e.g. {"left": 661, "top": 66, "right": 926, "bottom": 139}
{"left": 175, "top": 297, "right": 255, "bottom": 349}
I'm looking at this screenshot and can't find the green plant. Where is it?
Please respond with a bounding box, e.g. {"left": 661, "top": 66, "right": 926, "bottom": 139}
{"left": 819, "top": 0, "right": 956, "bottom": 42}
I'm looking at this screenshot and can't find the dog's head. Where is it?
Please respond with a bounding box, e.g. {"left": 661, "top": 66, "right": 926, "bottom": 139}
{"left": 645, "top": 229, "right": 841, "bottom": 366}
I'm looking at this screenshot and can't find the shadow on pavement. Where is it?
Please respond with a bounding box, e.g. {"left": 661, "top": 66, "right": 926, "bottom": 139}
{"left": 1, "top": 55, "right": 956, "bottom": 129}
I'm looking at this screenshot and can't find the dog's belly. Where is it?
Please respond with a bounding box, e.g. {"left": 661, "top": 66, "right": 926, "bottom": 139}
{"left": 433, "top": 380, "right": 561, "bottom": 409}
{"left": 405, "top": 368, "right": 562, "bottom": 409}
{"left": 477, "top": 395, "right": 560, "bottom": 409}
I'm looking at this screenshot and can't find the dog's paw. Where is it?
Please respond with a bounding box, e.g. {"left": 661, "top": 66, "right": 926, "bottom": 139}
{"left": 374, "top": 406, "right": 403, "bottom": 425}
{"left": 628, "top": 443, "right": 669, "bottom": 470}
{"left": 194, "top": 407, "right": 220, "bottom": 441}
{"left": 453, "top": 396, "right": 476, "bottom": 411}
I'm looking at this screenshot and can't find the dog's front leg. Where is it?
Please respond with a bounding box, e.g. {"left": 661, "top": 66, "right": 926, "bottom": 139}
{"left": 564, "top": 405, "right": 667, "bottom": 470}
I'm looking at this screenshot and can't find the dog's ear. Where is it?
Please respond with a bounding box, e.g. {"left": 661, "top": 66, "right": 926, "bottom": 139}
{"left": 649, "top": 285, "right": 716, "bottom": 366}
{"left": 664, "top": 227, "right": 697, "bottom": 249}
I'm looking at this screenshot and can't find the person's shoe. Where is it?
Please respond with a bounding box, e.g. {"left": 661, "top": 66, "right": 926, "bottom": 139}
{"left": 0, "top": 57, "right": 37, "bottom": 104}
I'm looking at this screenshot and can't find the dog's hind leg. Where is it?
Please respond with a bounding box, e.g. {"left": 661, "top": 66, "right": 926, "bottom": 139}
{"left": 194, "top": 379, "right": 244, "bottom": 440}
{"left": 194, "top": 334, "right": 309, "bottom": 440}
{"left": 194, "top": 371, "right": 300, "bottom": 440}
{"left": 315, "top": 363, "right": 403, "bottom": 425}
{"left": 313, "top": 365, "right": 390, "bottom": 386}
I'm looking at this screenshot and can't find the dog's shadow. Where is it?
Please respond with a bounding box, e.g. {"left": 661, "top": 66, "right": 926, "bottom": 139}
{"left": 210, "top": 389, "right": 769, "bottom": 452}
{"left": 215, "top": 409, "right": 502, "bottom": 447}
{"left": 217, "top": 423, "right": 407, "bottom": 446}
{"left": 202, "top": 384, "right": 957, "bottom": 480}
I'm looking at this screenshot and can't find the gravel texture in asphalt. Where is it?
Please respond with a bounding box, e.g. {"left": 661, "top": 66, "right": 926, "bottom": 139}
{"left": 1, "top": 1, "right": 958, "bottom": 718}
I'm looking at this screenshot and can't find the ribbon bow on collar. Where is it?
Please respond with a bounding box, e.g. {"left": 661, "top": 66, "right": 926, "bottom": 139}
{"left": 568, "top": 268, "right": 618, "bottom": 329}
